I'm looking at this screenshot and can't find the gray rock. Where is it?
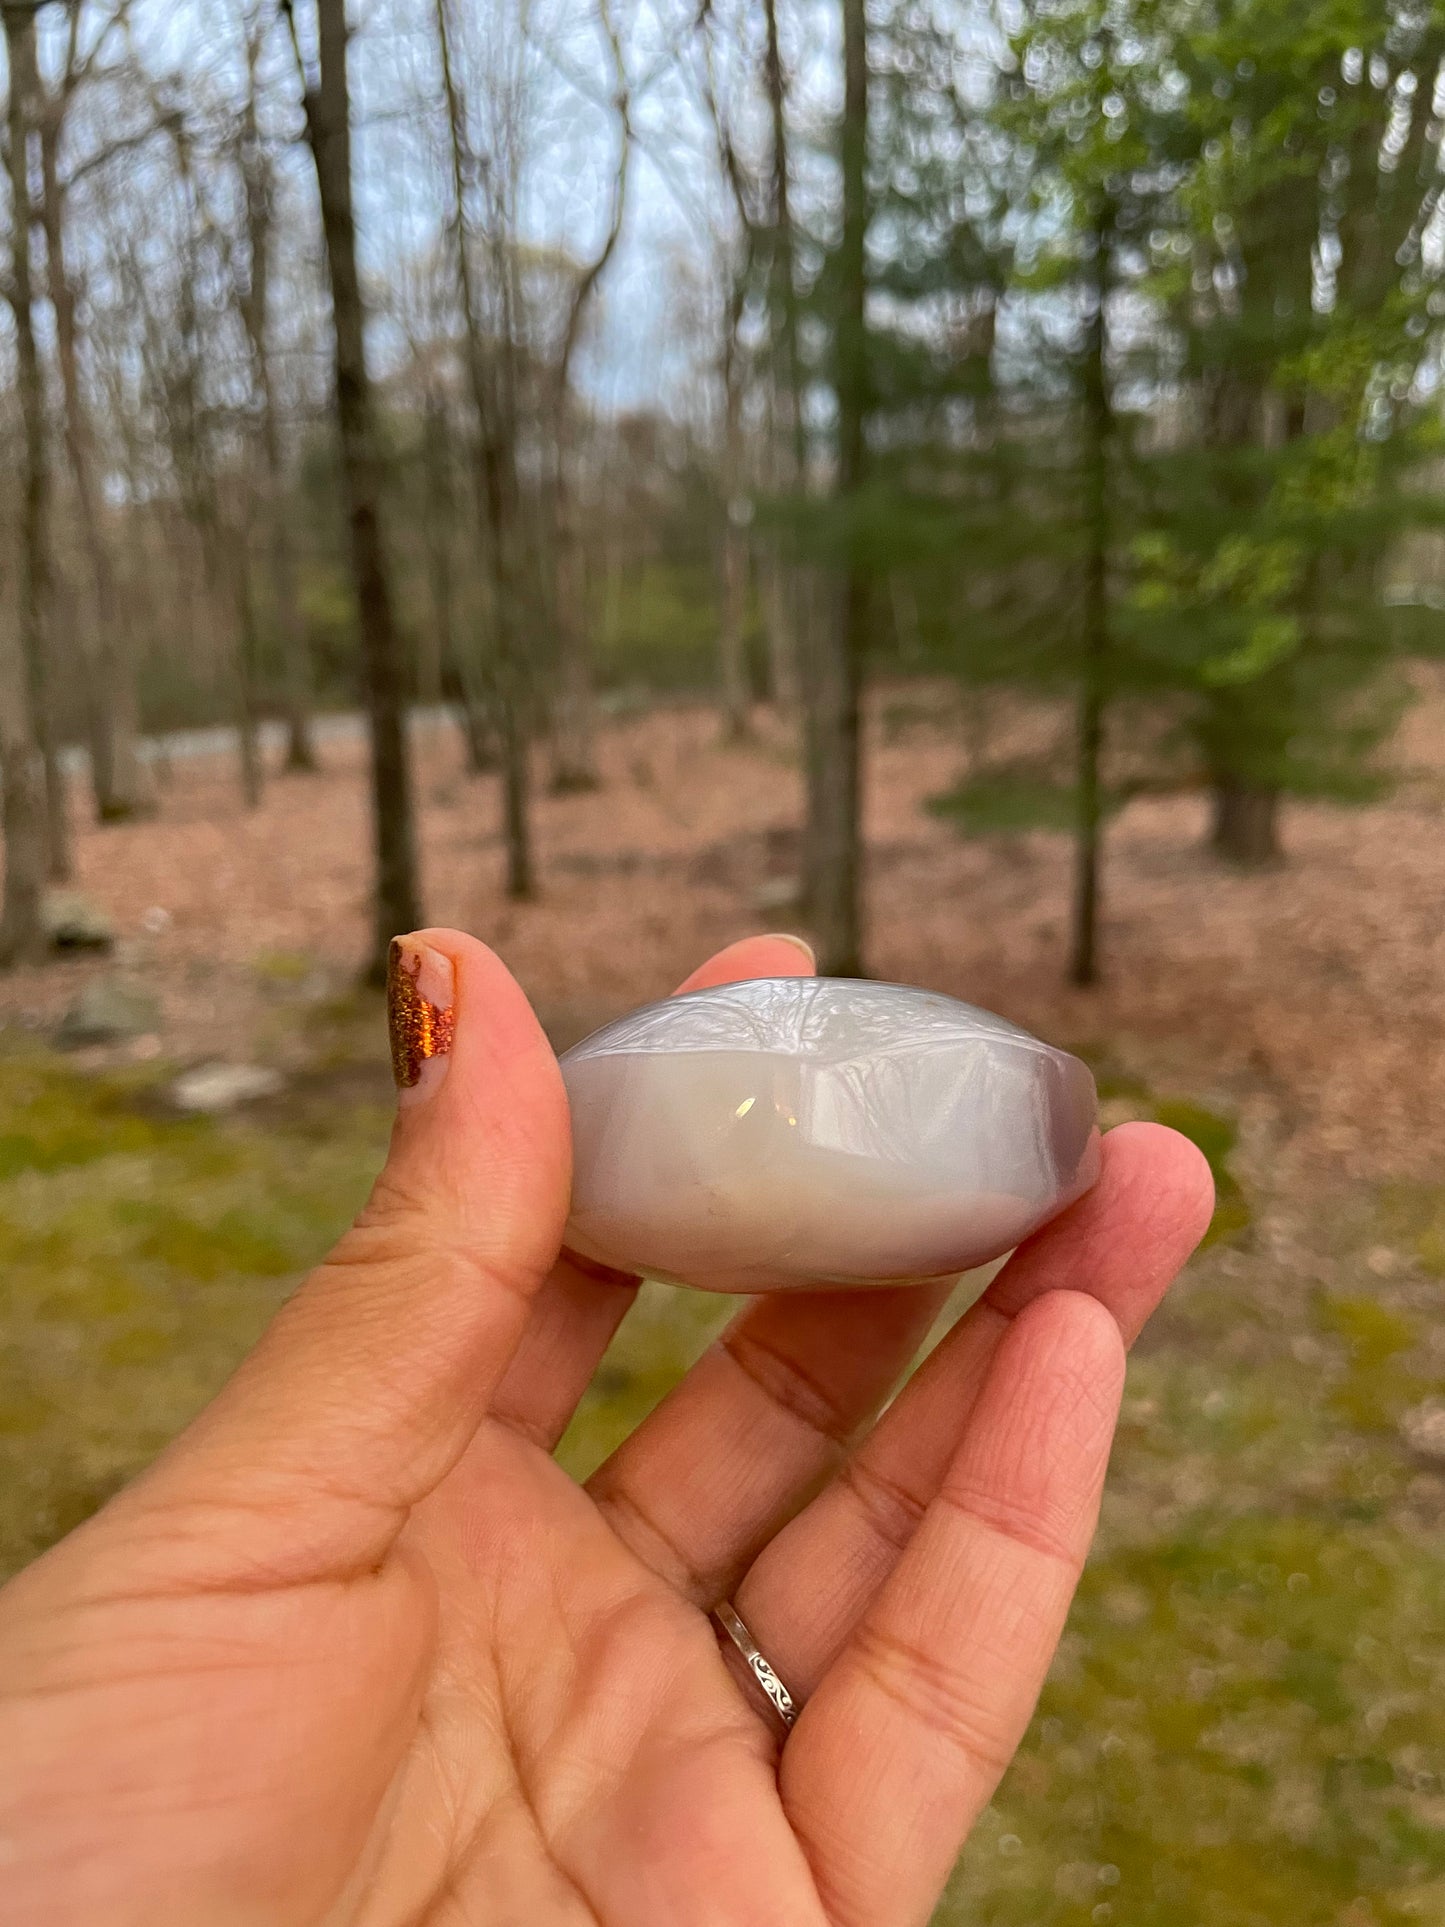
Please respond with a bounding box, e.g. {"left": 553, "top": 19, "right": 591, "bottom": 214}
{"left": 43, "top": 892, "right": 115, "bottom": 952}
{"left": 169, "top": 1062, "right": 285, "bottom": 1114}
{"left": 56, "top": 978, "right": 162, "bottom": 1049}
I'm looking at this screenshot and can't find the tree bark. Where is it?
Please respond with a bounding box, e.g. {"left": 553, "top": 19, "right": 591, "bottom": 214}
{"left": 292, "top": 0, "right": 422, "bottom": 967}
{"left": 265, "top": 394, "right": 318, "bottom": 776}
{"left": 1210, "top": 777, "right": 1282, "bottom": 865}
{"left": 760, "top": 545, "right": 799, "bottom": 709}
{"left": 761, "top": 0, "right": 808, "bottom": 719}
{"left": 435, "top": 0, "right": 533, "bottom": 898}
{"left": 5, "top": 6, "right": 68, "bottom": 887}
{"left": 424, "top": 387, "right": 496, "bottom": 772}
{"left": 238, "top": 34, "right": 317, "bottom": 774}
{"left": 418, "top": 389, "right": 449, "bottom": 715}
{"left": 1069, "top": 212, "right": 1113, "bottom": 990}
{"left": 36, "top": 40, "right": 150, "bottom": 824}
{"left": 545, "top": 16, "right": 626, "bottom": 795}
{"left": 718, "top": 307, "right": 752, "bottom": 741}
{"left": 548, "top": 425, "right": 601, "bottom": 791}
{"left": 228, "top": 528, "right": 265, "bottom": 812}
{"left": 0, "top": 11, "right": 47, "bottom": 964}
{"left": 802, "top": 0, "right": 867, "bottom": 976}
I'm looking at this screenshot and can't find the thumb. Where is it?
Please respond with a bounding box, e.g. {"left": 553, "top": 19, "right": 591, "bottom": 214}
{"left": 115, "top": 931, "right": 571, "bottom": 1584}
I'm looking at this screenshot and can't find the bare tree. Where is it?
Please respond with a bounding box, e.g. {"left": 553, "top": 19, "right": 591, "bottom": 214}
{"left": 435, "top": 0, "right": 534, "bottom": 898}
{"left": 759, "top": 0, "right": 803, "bottom": 712}
{"left": 802, "top": 0, "right": 868, "bottom": 975}
{"left": 0, "top": 0, "right": 48, "bottom": 963}
{"left": 148, "top": 110, "right": 265, "bottom": 810}
{"left": 236, "top": 5, "right": 317, "bottom": 773}
{"left": 36, "top": 4, "right": 152, "bottom": 823}
{"left": 4, "top": 0, "right": 68, "bottom": 887}
{"left": 717, "top": 288, "right": 752, "bottom": 740}
{"left": 285, "top": 0, "right": 422, "bottom": 968}
{"left": 545, "top": 0, "right": 630, "bottom": 793}
{"left": 1069, "top": 206, "right": 1115, "bottom": 988}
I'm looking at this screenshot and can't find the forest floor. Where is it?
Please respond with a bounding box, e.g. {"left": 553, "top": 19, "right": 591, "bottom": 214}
{"left": 2, "top": 675, "right": 1444, "bottom": 1925}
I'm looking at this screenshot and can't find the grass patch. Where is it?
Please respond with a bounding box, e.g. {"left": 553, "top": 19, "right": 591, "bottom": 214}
{"left": 1151, "top": 1098, "right": 1252, "bottom": 1245}
{"left": 3, "top": 1051, "right": 1442, "bottom": 1924}
{"left": 0, "top": 1052, "right": 388, "bottom": 1577}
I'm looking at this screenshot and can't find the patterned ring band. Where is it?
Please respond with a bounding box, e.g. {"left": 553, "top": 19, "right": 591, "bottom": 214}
{"left": 711, "top": 1600, "right": 799, "bottom": 1731}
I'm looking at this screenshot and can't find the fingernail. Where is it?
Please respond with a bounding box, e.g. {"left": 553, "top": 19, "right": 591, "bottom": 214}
{"left": 388, "top": 936, "right": 456, "bottom": 1106}
{"left": 764, "top": 932, "right": 816, "bottom": 969}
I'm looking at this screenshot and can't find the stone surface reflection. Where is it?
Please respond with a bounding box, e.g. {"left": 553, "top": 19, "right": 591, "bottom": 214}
{"left": 560, "top": 977, "right": 1100, "bottom": 1293}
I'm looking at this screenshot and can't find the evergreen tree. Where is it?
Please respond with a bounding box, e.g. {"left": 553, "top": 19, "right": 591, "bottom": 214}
{"left": 928, "top": 0, "right": 1187, "bottom": 983}
{"left": 1135, "top": 0, "right": 1445, "bottom": 860}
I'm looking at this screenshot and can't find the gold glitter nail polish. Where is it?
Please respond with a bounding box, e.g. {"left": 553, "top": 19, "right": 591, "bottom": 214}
{"left": 388, "top": 938, "right": 456, "bottom": 1090}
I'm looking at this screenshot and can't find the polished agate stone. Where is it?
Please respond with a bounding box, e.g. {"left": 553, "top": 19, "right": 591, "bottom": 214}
{"left": 559, "top": 977, "right": 1100, "bottom": 1293}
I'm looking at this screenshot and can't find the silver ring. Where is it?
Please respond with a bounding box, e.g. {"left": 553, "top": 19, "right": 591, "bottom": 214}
{"left": 712, "top": 1600, "right": 798, "bottom": 1730}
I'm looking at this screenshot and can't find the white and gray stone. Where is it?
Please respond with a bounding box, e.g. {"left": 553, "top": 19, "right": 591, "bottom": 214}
{"left": 43, "top": 892, "right": 115, "bottom": 952}
{"left": 560, "top": 976, "right": 1100, "bottom": 1293}
{"left": 56, "top": 978, "right": 161, "bottom": 1049}
{"left": 169, "top": 1062, "right": 285, "bottom": 1114}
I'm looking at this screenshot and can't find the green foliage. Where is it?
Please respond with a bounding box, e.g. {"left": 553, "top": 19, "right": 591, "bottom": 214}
{"left": 591, "top": 562, "right": 722, "bottom": 694}
{"left": 927, "top": 770, "right": 1083, "bottom": 835}
{"left": 810, "top": 0, "right": 1444, "bottom": 869}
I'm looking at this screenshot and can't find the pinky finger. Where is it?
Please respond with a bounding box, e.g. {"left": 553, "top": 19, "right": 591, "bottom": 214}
{"left": 780, "top": 1291, "right": 1125, "bottom": 1927}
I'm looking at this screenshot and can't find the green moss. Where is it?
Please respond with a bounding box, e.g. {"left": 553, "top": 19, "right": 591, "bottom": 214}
{"left": 1151, "top": 1098, "right": 1251, "bottom": 1246}
{"left": 0, "top": 1053, "right": 388, "bottom": 1578}
{"left": 1317, "top": 1294, "right": 1422, "bottom": 1432}
{"left": 1151, "top": 1098, "right": 1238, "bottom": 1172}
{"left": 6, "top": 1048, "right": 1445, "bottom": 1924}
{"left": 936, "top": 1465, "right": 1445, "bottom": 1926}
{"left": 0, "top": 1063, "right": 209, "bottom": 1180}
{"left": 253, "top": 950, "right": 316, "bottom": 985}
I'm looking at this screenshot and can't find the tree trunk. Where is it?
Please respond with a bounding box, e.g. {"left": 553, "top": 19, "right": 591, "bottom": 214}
{"left": 719, "top": 504, "right": 752, "bottom": 742}
{"left": 425, "top": 390, "right": 496, "bottom": 773}
{"left": 4, "top": 7, "right": 67, "bottom": 888}
{"left": 760, "top": 546, "right": 799, "bottom": 710}
{"left": 230, "top": 533, "right": 265, "bottom": 812}
{"left": 1069, "top": 213, "right": 1113, "bottom": 990}
{"left": 237, "top": 48, "right": 318, "bottom": 777}
{"left": 435, "top": 0, "right": 533, "bottom": 899}
{"left": 268, "top": 423, "right": 318, "bottom": 776}
{"left": 802, "top": 0, "right": 867, "bottom": 976}
{"left": 548, "top": 450, "right": 601, "bottom": 790}
{"left": 761, "top": 0, "right": 806, "bottom": 723}
{"left": 544, "top": 23, "right": 626, "bottom": 794}
{"left": 37, "top": 65, "right": 150, "bottom": 824}
{"left": 298, "top": 0, "right": 422, "bottom": 969}
{"left": 1210, "top": 778, "right": 1282, "bottom": 865}
{"left": 717, "top": 313, "right": 752, "bottom": 742}
{"left": 418, "top": 392, "right": 449, "bottom": 715}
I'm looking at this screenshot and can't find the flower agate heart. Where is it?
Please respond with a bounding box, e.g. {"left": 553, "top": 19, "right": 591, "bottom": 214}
{"left": 559, "top": 977, "right": 1100, "bottom": 1293}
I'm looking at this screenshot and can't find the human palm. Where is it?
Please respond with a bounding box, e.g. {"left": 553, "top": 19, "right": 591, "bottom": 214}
{"left": 0, "top": 934, "right": 1212, "bottom": 1927}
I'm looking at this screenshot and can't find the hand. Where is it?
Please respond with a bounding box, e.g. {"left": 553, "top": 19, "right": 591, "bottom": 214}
{"left": 0, "top": 933, "right": 1213, "bottom": 1927}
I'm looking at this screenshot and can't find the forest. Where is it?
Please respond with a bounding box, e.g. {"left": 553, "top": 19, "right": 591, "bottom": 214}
{"left": 2, "top": 3, "right": 1445, "bottom": 1923}
{"left": 1, "top": 0, "right": 1441, "bottom": 983}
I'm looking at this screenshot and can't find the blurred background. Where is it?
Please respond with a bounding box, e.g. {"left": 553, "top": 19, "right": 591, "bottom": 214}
{"left": 1, "top": 0, "right": 1444, "bottom": 1920}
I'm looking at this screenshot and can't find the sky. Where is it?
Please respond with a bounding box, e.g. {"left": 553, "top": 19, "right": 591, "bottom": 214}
{"left": 115, "top": 0, "right": 752, "bottom": 414}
